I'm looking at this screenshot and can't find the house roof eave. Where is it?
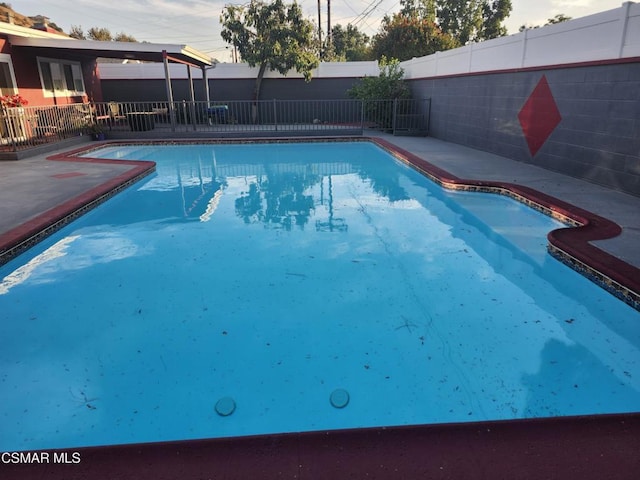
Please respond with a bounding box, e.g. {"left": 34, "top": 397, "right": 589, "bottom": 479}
{"left": 7, "top": 36, "right": 212, "bottom": 67}
{"left": 0, "top": 21, "right": 72, "bottom": 39}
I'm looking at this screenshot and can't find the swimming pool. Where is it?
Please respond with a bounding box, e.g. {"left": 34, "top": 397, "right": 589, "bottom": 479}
{"left": 0, "top": 141, "right": 638, "bottom": 452}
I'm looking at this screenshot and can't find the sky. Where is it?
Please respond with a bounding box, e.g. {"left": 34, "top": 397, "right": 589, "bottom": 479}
{"left": 10, "top": 0, "right": 628, "bottom": 62}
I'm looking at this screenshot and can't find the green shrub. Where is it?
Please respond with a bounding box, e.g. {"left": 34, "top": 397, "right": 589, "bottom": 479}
{"left": 347, "top": 57, "right": 411, "bottom": 130}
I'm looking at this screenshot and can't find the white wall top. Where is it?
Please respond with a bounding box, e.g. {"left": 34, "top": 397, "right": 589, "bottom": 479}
{"left": 98, "top": 61, "right": 379, "bottom": 80}
{"left": 401, "top": 2, "right": 639, "bottom": 79}
{"left": 98, "top": 3, "right": 638, "bottom": 82}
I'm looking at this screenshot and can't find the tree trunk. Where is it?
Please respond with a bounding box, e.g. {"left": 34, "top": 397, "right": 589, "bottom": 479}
{"left": 252, "top": 62, "right": 268, "bottom": 124}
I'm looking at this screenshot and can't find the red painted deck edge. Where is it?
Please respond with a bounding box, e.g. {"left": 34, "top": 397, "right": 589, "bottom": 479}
{"left": 4, "top": 414, "right": 639, "bottom": 479}
{"left": 0, "top": 145, "right": 155, "bottom": 258}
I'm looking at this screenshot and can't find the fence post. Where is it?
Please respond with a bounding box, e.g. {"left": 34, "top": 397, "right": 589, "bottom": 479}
{"left": 190, "top": 102, "right": 197, "bottom": 132}
{"left": 1, "top": 105, "right": 17, "bottom": 151}
{"left": 423, "top": 98, "right": 429, "bottom": 135}
{"left": 182, "top": 101, "right": 188, "bottom": 132}
{"left": 273, "top": 99, "right": 278, "bottom": 132}
{"left": 360, "top": 100, "right": 364, "bottom": 133}
{"left": 392, "top": 98, "right": 398, "bottom": 135}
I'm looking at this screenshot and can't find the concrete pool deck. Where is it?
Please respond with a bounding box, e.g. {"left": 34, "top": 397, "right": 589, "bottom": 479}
{"left": 1, "top": 135, "right": 639, "bottom": 480}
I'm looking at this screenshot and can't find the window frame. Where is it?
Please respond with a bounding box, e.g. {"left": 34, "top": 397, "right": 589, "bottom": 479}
{"left": 0, "top": 53, "right": 18, "bottom": 96}
{"left": 36, "top": 57, "right": 86, "bottom": 97}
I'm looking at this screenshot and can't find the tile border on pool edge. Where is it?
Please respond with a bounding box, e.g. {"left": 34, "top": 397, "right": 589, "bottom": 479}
{"left": 369, "top": 137, "right": 640, "bottom": 311}
{"left": 2, "top": 136, "right": 638, "bottom": 311}
{"left": 0, "top": 148, "right": 155, "bottom": 267}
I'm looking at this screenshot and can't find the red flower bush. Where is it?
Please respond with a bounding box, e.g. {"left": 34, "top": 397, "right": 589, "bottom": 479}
{"left": 0, "top": 94, "right": 28, "bottom": 107}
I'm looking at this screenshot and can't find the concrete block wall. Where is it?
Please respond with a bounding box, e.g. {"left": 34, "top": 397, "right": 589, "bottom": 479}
{"left": 98, "top": 61, "right": 377, "bottom": 103}
{"left": 410, "top": 61, "right": 640, "bottom": 196}
{"left": 100, "top": 77, "right": 362, "bottom": 102}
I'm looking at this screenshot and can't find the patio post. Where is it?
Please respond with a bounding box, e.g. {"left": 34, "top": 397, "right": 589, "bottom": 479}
{"left": 162, "top": 50, "right": 176, "bottom": 132}
{"left": 202, "top": 66, "right": 211, "bottom": 106}
{"left": 187, "top": 65, "right": 196, "bottom": 131}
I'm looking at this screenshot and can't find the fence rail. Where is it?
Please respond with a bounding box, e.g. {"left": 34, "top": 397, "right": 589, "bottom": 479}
{"left": 0, "top": 103, "right": 89, "bottom": 152}
{"left": 1, "top": 99, "right": 430, "bottom": 154}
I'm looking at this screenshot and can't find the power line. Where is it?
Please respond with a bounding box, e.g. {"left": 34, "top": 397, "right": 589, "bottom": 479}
{"left": 352, "top": 0, "right": 385, "bottom": 28}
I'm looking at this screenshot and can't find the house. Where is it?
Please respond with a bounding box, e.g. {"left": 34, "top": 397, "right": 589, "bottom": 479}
{"left": 0, "top": 19, "right": 212, "bottom": 157}
{"left": 0, "top": 20, "right": 212, "bottom": 107}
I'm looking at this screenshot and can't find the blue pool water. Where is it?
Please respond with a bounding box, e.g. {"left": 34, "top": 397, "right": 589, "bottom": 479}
{"left": 0, "top": 141, "right": 638, "bottom": 451}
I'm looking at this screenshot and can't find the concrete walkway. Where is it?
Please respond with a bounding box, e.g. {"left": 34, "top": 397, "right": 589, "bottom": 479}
{"left": 0, "top": 135, "right": 638, "bottom": 270}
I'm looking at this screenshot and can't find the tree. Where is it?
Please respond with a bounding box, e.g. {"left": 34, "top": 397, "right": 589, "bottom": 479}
{"left": 330, "top": 24, "right": 371, "bottom": 61}
{"left": 371, "top": 13, "right": 458, "bottom": 61}
{"left": 480, "top": 0, "right": 512, "bottom": 39}
{"left": 71, "top": 25, "right": 137, "bottom": 42}
{"left": 372, "top": 1, "right": 509, "bottom": 61}
{"left": 69, "top": 25, "right": 85, "bottom": 40}
{"left": 220, "top": 0, "right": 319, "bottom": 108}
{"left": 436, "top": 0, "right": 511, "bottom": 44}
{"left": 546, "top": 14, "right": 572, "bottom": 25}
{"left": 87, "top": 27, "right": 112, "bottom": 41}
{"left": 114, "top": 32, "right": 138, "bottom": 42}
{"left": 519, "top": 13, "right": 572, "bottom": 31}
{"left": 400, "top": 0, "right": 436, "bottom": 20}
{"left": 436, "top": 0, "right": 483, "bottom": 44}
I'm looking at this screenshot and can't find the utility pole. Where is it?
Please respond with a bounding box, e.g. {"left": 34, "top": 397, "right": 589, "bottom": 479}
{"left": 317, "top": 0, "right": 322, "bottom": 57}
{"left": 327, "top": 0, "right": 331, "bottom": 51}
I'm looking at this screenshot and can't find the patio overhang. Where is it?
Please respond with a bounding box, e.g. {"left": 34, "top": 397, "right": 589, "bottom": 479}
{"left": 7, "top": 36, "right": 212, "bottom": 67}
{"left": 8, "top": 36, "right": 214, "bottom": 108}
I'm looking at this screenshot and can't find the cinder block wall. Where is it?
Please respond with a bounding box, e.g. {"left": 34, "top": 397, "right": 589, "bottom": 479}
{"left": 100, "top": 77, "right": 361, "bottom": 102}
{"left": 409, "top": 61, "right": 640, "bottom": 196}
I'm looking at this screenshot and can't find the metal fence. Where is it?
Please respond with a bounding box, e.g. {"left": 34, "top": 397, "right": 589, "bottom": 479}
{"left": 0, "top": 103, "right": 90, "bottom": 152}
{"left": 0, "top": 98, "right": 430, "bottom": 154}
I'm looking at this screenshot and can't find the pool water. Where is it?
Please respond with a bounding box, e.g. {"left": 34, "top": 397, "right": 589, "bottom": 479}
{"left": 0, "top": 141, "right": 638, "bottom": 452}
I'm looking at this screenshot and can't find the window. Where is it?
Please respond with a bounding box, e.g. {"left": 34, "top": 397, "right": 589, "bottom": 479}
{"left": 37, "top": 57, "right": 86, "bottom": 97}
{"left": 0, "top": 53, "right": 18, "bottom": 96}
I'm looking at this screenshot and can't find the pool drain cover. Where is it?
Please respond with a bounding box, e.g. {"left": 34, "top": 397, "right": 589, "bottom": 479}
{"left": 215, "top": 397, "right": 236, "bottom": 416}
{"left": 330, "top": 389, "right": 350, "bottom": 409}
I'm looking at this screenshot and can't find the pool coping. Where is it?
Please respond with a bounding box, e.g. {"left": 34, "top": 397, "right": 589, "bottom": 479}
{"left": 370, "top": 137, "right": 640, "bottom": 311}
{"left": 0, "top": 148, "right": 155, "bottom": 266}
{"left": 2, "top": 137, "right": 639, "bottom": 479}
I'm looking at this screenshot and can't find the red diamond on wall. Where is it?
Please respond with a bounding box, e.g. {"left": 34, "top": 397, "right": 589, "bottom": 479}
{"left": 518, "top": 75, "right": 562, "bottom": 156}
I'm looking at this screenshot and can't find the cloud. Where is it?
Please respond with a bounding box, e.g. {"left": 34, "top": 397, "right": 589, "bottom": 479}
{"left": 552, "top": 0, "right": 597, "bottom": 8}
{"left": 0, "top": 235, "right": 79, "bottom": 295}
{"left": 19, "top": 0, "right": 624, "bottom": 60}
{"left": 0, "top": 231, "right": 144, "bottom": 295}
